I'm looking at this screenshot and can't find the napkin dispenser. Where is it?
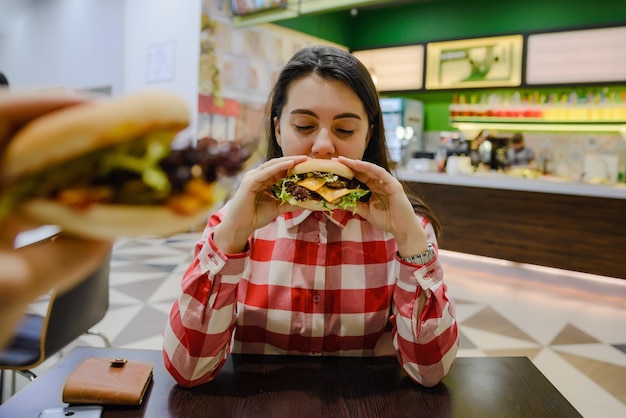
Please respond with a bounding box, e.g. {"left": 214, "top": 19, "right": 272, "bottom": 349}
{"left": 583, "top": 154, "right": 618, "bottom": 183}
{"left": 446, "top": 156, "right": 472, "bottom": 175}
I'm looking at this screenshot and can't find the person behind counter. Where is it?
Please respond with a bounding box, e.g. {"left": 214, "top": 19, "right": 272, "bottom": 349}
{"left": 163, "top": 45, "right": 459, "bottom": 388}
{"left": 506, "top": 133, "right": 535, "bottom": 168}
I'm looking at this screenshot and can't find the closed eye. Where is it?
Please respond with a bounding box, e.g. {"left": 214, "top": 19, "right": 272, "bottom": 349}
{"left": 295, "top": 124, "right": 315, "bottom": 132}
{"left": 335, "top": 128, "right": 354, "bottom": 136}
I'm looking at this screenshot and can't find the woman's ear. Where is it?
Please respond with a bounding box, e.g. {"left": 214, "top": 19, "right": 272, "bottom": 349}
{"left": 274, "top": 116, "right": 282, "bottom": 147}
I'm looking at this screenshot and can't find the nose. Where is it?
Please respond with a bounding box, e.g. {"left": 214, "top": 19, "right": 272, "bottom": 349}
{"left": 310, "top": 128, "right": 335, "bottom": 158}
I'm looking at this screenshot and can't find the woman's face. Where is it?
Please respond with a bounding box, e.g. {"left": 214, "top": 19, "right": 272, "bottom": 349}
{"left": 274, "top": 74, "right": 370, "bottom": 160}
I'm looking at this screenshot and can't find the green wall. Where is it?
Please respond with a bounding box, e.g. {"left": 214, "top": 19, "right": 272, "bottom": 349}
{"left": 278, "top": 0, "right": 626, "bottom": 48}
{"left": 280, "top": 11, "right": 352, "bottom": 46}
{"left": 277, "top": 0, "right": 626, "bottom": 131}
{"left": 347, "top": 0, "right": 626, "bottom": 49}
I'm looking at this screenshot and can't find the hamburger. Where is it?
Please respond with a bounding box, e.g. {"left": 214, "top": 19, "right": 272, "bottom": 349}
{"left": 272, "top": 159, "right": 369, "bottom": 212}
{"left": 0, "top": 91, "right": 246, "bottom": 239}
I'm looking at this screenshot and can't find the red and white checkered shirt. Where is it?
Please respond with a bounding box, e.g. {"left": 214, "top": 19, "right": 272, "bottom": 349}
{"left": 163, "top": 203, "right": 459, "bottom": 387}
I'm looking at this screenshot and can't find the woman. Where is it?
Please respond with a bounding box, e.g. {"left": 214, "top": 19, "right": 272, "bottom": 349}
{"left": 163, "top": 46, "right": 459, "bottom": 387}
{"left": 506, "top": 133, "right": 535, "bottom": 168}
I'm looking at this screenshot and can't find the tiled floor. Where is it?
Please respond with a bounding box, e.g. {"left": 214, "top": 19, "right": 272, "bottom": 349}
{"left": 6, "top": 232, "right": 626, "bottom": 417}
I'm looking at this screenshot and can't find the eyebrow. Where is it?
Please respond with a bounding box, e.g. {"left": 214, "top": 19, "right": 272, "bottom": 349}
{"left": 290, "top": 109, "right": 362, "bottom": 121}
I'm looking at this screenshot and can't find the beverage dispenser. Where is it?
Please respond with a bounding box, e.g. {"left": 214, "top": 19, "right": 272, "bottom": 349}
{"left": 380, "top": 98, "right": 424, "bottom": 167}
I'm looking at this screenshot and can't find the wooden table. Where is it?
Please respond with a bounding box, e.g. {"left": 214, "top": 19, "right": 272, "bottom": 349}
{"left": 0, "top": 347, "right": 582, "bottom": 417}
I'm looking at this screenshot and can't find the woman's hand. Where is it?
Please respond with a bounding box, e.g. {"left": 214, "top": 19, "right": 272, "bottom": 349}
{"left": 212, "top": 155, "right": 308, "bottom": 254}
{"left": 337, "top": 156, "right": 428, "bottom": 257}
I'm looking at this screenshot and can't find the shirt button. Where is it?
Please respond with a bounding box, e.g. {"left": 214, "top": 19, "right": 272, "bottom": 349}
{"left": 312, "top": 294, "right": 321, "bottom": 303}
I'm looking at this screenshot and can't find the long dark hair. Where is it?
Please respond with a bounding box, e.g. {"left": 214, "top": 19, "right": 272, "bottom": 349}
{"left": 264, "top": 45, "right": 442, "bottom": 240}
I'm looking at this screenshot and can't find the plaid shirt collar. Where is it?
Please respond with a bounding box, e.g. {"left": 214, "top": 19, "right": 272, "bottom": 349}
{"left": 282, "top": 209, "right": 363, "bottom": 229}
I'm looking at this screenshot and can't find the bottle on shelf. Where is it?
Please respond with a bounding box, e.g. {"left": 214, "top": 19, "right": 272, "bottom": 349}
{"left": 450, "top": 87, "right": 626, "bottom": 123}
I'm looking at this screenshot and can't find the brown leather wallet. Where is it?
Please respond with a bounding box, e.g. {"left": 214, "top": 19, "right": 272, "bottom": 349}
{"left": 62, "top": 357, "right": 153, "bottom": 406}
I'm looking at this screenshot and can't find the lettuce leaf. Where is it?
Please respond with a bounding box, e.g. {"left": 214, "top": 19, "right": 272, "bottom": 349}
{"left": 337, "top": 187, "right": 370, "bottom": 211}
{"left": 271, "top": 175, "right": 370, "bottom": 216}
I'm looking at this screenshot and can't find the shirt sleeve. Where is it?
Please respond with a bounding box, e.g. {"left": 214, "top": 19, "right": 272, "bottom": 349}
{"left": 391, "top": 219, "right": 459, "bottom": 387}
{"left": 163, "top": 208, "right": 248, "bottom": 387}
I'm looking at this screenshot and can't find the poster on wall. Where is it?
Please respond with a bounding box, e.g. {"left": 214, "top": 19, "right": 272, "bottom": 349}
{"left": 146, "top": 41, "right": 176, "bottom": 83}
{"left": 198, "top": 1, "right": 345, "bottom": 146}
{"left": 425, "top": 34, "right": 523, "bottom": 90}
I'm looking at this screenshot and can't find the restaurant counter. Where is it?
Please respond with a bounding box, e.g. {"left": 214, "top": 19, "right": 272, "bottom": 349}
{"left": 396, "top": 169, "right": 626, "bottom": 279}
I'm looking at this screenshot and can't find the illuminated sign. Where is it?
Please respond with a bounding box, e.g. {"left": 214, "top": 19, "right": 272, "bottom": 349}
{"left": 426, "top": 35, "right": 523, "bottom": 89}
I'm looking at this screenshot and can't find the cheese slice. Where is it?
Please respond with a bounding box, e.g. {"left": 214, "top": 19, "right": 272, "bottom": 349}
{"left": 315, "top": 185, "right": 352, "bottom": 203}
{"left": 297, "top": 176, "right": 327, "bottom": 192}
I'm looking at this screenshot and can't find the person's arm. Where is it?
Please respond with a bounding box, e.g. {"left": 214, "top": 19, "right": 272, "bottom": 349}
{"left": 391, "top": 219, "right": 459, "bottom": 387}
{"left": 334, "top": 157, "right": 459, "bottom": 386}
{"left": 0, "top": 89, "right": 110, "bottom": 349}
{"left": 0, "top": 228, "right": 111, "bottom": 348}
{"left": 162, "top": 205, "right": 249, "bottom": 387}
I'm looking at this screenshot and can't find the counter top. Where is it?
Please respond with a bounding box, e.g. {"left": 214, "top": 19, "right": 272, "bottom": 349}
{"left": 396, "top": 169, "right": 626, "bottom": 199}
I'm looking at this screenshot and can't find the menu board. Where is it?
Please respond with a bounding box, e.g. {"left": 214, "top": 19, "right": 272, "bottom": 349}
{"left": 353, "top": 45, "right": 424, "bottom": 91}
{"left": 526, "top": 26, "right": 626, "bottom": 85}
{"left": 425, "top": 35, "right": 523, "bottom": 89}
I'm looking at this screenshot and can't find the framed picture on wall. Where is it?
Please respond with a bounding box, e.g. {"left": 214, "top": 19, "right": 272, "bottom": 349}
{"left": 425, "top": 34, "right": 523, "bottom": 90}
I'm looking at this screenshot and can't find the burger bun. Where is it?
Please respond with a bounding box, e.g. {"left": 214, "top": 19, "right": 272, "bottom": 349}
{"left": 2, "top": 90, "right": 190, "bottom": 183}
{"left": 0, "top": 90, "right": 211, "bottom": 240}
{"left": 19, "top": 198, "right": 214, "bottom": 240}
{"left": 288, "top": 159, "right": 354, "bottom": 179}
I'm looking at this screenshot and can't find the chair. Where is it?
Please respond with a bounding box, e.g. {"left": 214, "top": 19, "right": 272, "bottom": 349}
{"left": 0, "top": 252, "right": 112, "bottom": 401}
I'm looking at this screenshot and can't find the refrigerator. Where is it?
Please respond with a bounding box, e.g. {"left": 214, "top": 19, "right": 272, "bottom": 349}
{"left": 380, "top": 98, "right": 424, "bottom": 166}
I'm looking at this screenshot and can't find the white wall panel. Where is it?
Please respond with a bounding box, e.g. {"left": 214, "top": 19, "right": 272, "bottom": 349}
{"left": 0, "top": 0, "right": 125, "bottom": 94}
{"left": 124, "top": 0, "right": 201, "bottom": 147}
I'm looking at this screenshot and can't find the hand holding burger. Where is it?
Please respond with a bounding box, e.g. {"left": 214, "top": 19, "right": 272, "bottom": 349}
{"left": 214, "top": 158, "right": 369, "bottom": 255}
{"left": 272, "top": 158, "right": 369, "bottom": 213}
{"left": 0, "top": 90, "right": 249, "bottom": 239}
{"left": 0, "top": 88, "right": 112, "bottom": 349}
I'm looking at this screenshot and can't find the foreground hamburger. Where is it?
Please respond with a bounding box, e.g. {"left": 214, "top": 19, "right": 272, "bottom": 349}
{"left": 0, "top": 91, "right": 247, "bottom": 239}
{"left": 272, "top": 159, "right": 370, "bottom": 212}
